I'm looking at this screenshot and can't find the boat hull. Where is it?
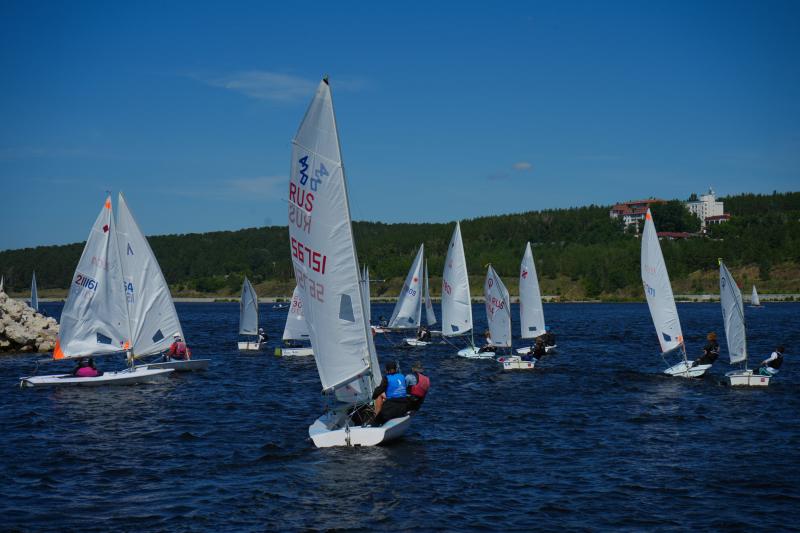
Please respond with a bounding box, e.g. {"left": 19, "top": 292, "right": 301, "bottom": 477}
{"left": 238, "top": 341, "right": 265, "bottom": 351}
{"left": 403, "top": 338, "right": 429, "bottom": 347}
{"left": 727, "top": 369, "right": 771, "bottom": 387}
{"left": 663, "top": 360, "right": 711, "bottom": 378}
{"left": 515, "top": 344, "right": 557, "bottom": 355}
{"left": 498, "top": 355, "right": 536, "bottom": 370}
{"left": 275, "top": 347, "right": 314, "bottom": 357}
{"left": 308, "top": 411, "right": 412, "bottom": 448}
{"left": 146, "top": 359, "right": 210, "bottom": 372}
{"left": 456, "top": 346, "right": 498, "bottom": 359}
{"left": 20, "top": 367, "right": 173, "bottom": 388}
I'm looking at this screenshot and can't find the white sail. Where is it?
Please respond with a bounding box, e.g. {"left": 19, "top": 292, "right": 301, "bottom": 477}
{"left": 116, "top": 194, "right": 184, "bottom": 356}
{"left": 519, "top": 242, "right": 545, "bottom": 339}
{"left": 441, "top": 222, "right": 473, "bottom": 337}
{"left": 288, "top": 78, "right": 380, "bottom": 403}
{"left": 423, "top": 260, "right": 437, "bottom": 326}
{"left": 55, "top": 196, "right": 131, "bottom": 360}
{"left": 484, "top": 265, "right": 512, "bottom": 347}
{"left": 30, "top": 271, "right": 39, "bottom": 312}
{"left": 282, "top": 285, "right": 310, "bottom": 341}
{"left": 239, "top": 276, "right": 259, "bottom": 335}
{"left": 720, "top": 261, "right": 747, "bottom": 365}
{"left": 360, "top": 264, "right": 372, "bottom": 325}
{"left": 0, "top": 275, "right": 4, "bottom": 293}
{"left": 388, "top": 244, "right": 424, "bottom": 329}
{"left": 751, "top": 285, "right": 761, "bottom": 306}
{"left": 641, "top": 209, "right": 684, "bottom": 354}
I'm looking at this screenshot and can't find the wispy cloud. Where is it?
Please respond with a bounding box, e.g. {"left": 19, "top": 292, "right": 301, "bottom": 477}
{"left": 0, "top": 146, "right": 97, "bottom": 160}
{"left": 228, "top": 176, "right": 286, "bottom": 198}
{"left": 487, "top": 160, "right": 533, "bottom": 181}
{"left": 198, "top": 70, "right": 368, "bottom": 102}
{"left": 513, "top": 161, "right": 532, "bottom": 171}
{"left": 161, "top": 175, "right": 288, "bottom": 200}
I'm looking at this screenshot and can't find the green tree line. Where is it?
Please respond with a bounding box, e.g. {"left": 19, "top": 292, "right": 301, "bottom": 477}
{"left": 2, "top": 191, "right": 798, "bottom": 299}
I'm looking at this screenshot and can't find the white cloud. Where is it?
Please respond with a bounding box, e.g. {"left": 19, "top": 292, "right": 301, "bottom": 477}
{"left": 513, "top": 161, "right": 532, "bottom": 171}
{"left": 228, "top": 176, "right": 286, "bottom": 198}
{"left": 198, "top": 70, "right": 368, "bottom": 102}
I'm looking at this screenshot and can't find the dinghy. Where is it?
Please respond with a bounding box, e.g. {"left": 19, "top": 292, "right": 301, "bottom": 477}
{"left": 30, "top": 272, "right": 38, "bottom": 312}
{"left": 289, "top": 77, "right": 410, "bottom": 447}
{"left": 442, "top": 222, "right": 478, "bottom": 356}
{"left": 275, "top": 285, "right": 313, "bottom": 357}
{"left": 750, "top": 285, "right": 762, "bottom": 308}
{"left": 20, "top": 196, "right": 174, "bottom": 387}
{"left": 720, "top": 260, "right": 770, "bottom": 387}
{"left": 237, "top": 276, "right": 264, "bottom": 351}
{"left": 641, "top": 209, "right": 709, "bottom": 377}
{"left": 459, "top": 265, "right": 511, "bottom": 360}
{"left": 515, "top": 242, "right": 556, "bottom": 356}
{"left": 403, "top": 258, "right": 439, "bottom": 347}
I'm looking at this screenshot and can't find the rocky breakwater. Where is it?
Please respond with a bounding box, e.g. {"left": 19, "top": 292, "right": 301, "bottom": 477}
{"left": 0, "top": 291, "right": 59, "bottom": 353}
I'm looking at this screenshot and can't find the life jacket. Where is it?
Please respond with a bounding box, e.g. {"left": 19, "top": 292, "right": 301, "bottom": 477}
{"left": 75, "top": 366, "right": 99, "bottom": 378}
{"left": 409, "top": 372, "right": 430, "bottom": 398}
{"left": 172, "top": 341, "right": 189, "bottom": 359}
{"left": 768, "top": 353, "right": 784, "bottom": 369}
{"left": 385, "top": 373, "right": 407, "bottom": 399}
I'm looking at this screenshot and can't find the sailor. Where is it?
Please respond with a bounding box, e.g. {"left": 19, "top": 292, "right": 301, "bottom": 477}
{"left": 417, "top": 325, "right": 431, "bottom": 342}
{"left": 692, "top": 332, "right": 720, "bottom": 367}
{"left": 371, "top": 361, "right": 408, "bottom": 425}
{"left": 542, "top": 326, "right": 556, "bottom": 347}
{"left": 532, "top": 336, "right": 547, "bottom": 358}
{"left": 378, "top": 315, "right": 388, "bottom": 328}
{"left": 72, "top": 357, "right": 101, "bottom": 377}
{"left": 478, "top": 330, "right": 495, "bottom": 353}
{"left": 405, "top": 361, "right": 430, "bottom": 411}
{"left": 166, "top": 332, "right": 191, "bottom": 361}
{"left": 257, "top": 327, "right": 268, "bottom": 344}
{"left": 758, "top": 346, "right": 785, "bottom": 376}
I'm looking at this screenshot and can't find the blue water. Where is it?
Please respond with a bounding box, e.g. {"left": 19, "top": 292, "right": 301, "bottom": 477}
{"left": 1, "top": 302, "right": 798, "bottom": 531}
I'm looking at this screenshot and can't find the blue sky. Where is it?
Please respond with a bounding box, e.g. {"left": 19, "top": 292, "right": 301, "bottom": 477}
{"left": 1, "top": 1, "right": 798, "bottom": 250}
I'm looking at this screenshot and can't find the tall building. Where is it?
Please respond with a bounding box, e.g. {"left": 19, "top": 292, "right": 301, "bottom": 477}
{"left": 609, "top": 198, "right": 666, "bottom": 231}
{"left": 685, "top": 188, "right": 725, "bottom": 229}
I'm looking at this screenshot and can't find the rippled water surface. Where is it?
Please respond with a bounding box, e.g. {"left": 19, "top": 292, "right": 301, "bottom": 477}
{"left": 1, "top": 302, "right": 799, "bottom": 531}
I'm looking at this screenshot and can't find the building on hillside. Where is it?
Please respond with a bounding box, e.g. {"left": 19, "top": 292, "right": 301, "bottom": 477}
{"left": 704, "top": 213, "right": 731, "bottom": 227}
{"left": 609, "top": 198, "right": 666, "bottom": 232}
{"left": 685, "top": 188, "right": 727, "bottom": 229}
{"left": 656, "top": 231, "right": 694, "bottom": 240}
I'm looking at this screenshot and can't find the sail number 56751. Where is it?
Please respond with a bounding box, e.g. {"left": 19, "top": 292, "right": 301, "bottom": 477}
{"left": 291, "top": 237, "right": 327, "bottom": 274}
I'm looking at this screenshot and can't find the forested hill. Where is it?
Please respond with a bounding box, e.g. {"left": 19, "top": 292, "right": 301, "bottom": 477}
{"left": 2, "top": 191, "right": 799, "bottom": 300}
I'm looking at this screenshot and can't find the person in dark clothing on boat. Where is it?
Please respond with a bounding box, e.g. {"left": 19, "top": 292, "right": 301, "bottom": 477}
{"left": 417, "top": 325, "right": 431, "bottom": 342}
{"left": 378, "top": 315, "right": 388, "bottom": 327}
{"left": 692, "top": 332, "right": 720, "bottom": 367}
{"left": 257, "top": 328, "right": 268, "bottom": 344}
{"left": 532, "top": 337, "right": 547, "bottom": 358}
{"left": 478, "top": 330, "right": 495, "bottom": 353}
{"left": 405, "top": 361, "right": 430, "bottom": 412}
{"left": 166, "top": 333, "right": 191, "bottom": 361}
{"left": 371, "top": 361, "right": 408, "bottom": 425}
{"left": 542, "top": 326, "right": 556, "bottom": 347}
{"left": 758, "top": 345, "right": 785, "bottom": 376}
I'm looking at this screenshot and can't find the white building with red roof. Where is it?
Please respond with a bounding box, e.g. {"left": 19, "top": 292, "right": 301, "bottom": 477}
{"left": 609, "top": 198, "right": 666, "bottom": 231}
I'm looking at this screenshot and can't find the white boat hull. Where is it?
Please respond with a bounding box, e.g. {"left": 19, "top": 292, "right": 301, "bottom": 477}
{"left": 20, "top": 366, "right": 173, "bottom": 388}
{"left": 515, "top": 344, "right": 557, "bottom": 355}
{"left": 663, "top": 360, "right": 711, "bottom": 378}
{"left": 497, "top": 355, "right": 536, "bottom": 370}
{"left": 308, "top": 410, "right": 412, "bottom": 448}
{"left": 146, "top": 359, "right": 210, "bottom": 372}
{"left": 238, "top": 341, "right": 265, "bottom": 351}
{"left": 403, "top": 338, "right": 429, "bottom": 347}
{"left": 457, "top": 346, "right": 498, "bottom": 359}
{"left": 275, "top": 347, "right": 314, "bottom": 357}
{"left": 727, "top": 369, "right": 771, "bottom": 387}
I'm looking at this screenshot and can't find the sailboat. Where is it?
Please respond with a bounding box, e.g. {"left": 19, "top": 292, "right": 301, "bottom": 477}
{"left": 720, "top": 260, "right": 770, "bottom": 387}
{"left": 0, "top": 275, "right": 4, "bottom": 293}
{"left": 750, "top": 285, "right": 762, "bottom": 308}
{"left": 237, "top": 276, "right": 263, "bottom": 351}
{"left": 460, "top": 265, "right": 512, "bottom": 361}
{"left": 641, "top": 209, "right": 709, "bottom": 377}
{"left": 515, "top": 242, "right": 556, "bottom": 356}
{"left": 383, "top": 244, "right": 424, "bottom": 334}
{"left": 289, "top": 77, "right": 411, "bottom": 447}
{"left": 401, "top": 249, "right": 438, "bottom": 347}
{"left": 20, "top": 196, "right": 175, "bottom": 387}
{"left": 441, "top": 222, "right": 478, "bottom": 357}
{"left": 30, "top": 271, "right": 38, "bottom": 312}
{"left": 275, "top": 285, "right": 313, "bottom": 357}
{"left": 423, "top": 260, "right": 437, "bottom": 328}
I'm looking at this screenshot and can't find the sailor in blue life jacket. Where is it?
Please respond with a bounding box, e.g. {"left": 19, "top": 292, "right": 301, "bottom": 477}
{"left": 371, "top": 360, "right": 408, "bottom": 426}
{"left": 405, "top": 361, "right": 430, "bottom": 412}
{"left": 758, "top": 345, "right": 785, "bottom": 376}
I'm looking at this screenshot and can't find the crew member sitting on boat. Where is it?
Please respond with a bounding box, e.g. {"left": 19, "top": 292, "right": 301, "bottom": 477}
{"left": 165, "top": 333, "right": 191, "bottom": 361}
{"left": 416, "top": 325, "right": 431, "bottom": 342}
{"left": 405, "top": 361, "right": 430, "bottom": 411}
{"left": 758, "top": 346, "right": 785, "bottom": 376}
{"left": 371, "top": 361, "right": 408, "bottom": 426}
{"left": 257, "top": 327, "right": 268, "bottom": 344}
{"left": 542, "top": 326, "right": 556, "bottom": 347}
{"left": 378, "top": 315, "right": 388, "bottom": 328}
{"left": 692, "top": 332, "right": 720, "bottom": 368}
{"left": 478, "top": 330, "right": 495, "bottom": 353}
{"left": 72, "top": 357, "right": 103, "bottom": 377}
{"left": 531, "top": 337, "right": 547, "bottom": 358}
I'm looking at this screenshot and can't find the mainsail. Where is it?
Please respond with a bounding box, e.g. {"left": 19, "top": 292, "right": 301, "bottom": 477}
{"left": 519, "top": 242, "right": 545, "bottom": 339}
{"left": 641, "top": 209, "right": 684, "bottom": 354}
{"left": 388, "top": 244, "right": 424, "bottom": 329}
{"left": 116, "top": 193, "right": 183, "bottom": 356}
{"left": 423, "top": 260, "right": 437, "bottom": 326}
{"left": 484, "top": 265, "right": 511, "bottom": 347}
{"left": 751, "top": 285, "right": 761, "bottom": 306}
{"left": 288, "top": 78, "right": 380, "bottom": 403}
{"left": 30, "top": 272, "right": 39, "bottom": 312}
{"left": 720, "top": 260, "right": 747, "bottom": 365}
{"left": 55, "top": 197, "right": 131, "bottom": 359}
{"left": 441, "top": 222, "right": 473, "bottom": 337}
{"left": 239, "top": 276, "right": 259, "bottom": 336}
{"left": 282, "top": 285, "right": 309, "bottom": 341}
